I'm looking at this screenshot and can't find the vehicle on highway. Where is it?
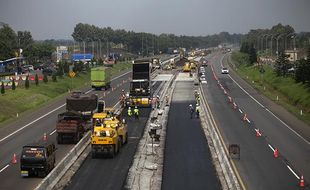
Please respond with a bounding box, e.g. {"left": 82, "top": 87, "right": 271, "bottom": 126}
{"left": 201, "top": 60, "right": 208, "bottom": 66}
{"left": 91, "top": 66, "right": 111, "bottom": 90}
{"left": 56, "top": 92, "right": 97, "bottom": 144}
{"left": 20, "top": 142, "right": 56, "bottom": 177}
{"left": 221, "top": 67, "right": 229, "bottom": 74}
{"left": 182, "top": 62, "right": 191, "bottom": 72}
{"left": 127, "top": 59, "right": 152, "bottom": 107}
{"left": 199, "top": 77, "right": 206, "bottom": 82}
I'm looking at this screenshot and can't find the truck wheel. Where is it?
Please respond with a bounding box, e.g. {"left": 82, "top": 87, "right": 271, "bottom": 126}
{"left": 57, "top": 134, "right": 62, "bottom": 144}
{"left": 125, "top": 133, "right": 128, "bottom": 144}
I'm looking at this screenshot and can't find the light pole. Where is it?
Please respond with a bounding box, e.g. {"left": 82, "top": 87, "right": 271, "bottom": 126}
{"left": 285, "top": 33, "right": 295, "bottom": 50}
{"left": 276, "top": 34, "right": 286, "bottom": 58}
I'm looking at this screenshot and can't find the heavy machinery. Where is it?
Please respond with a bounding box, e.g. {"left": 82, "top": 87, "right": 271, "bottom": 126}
{"left": 56, "top": 92, "right": 97, "bottom": 144}
{"left": 91, "top": 66, "right": 111, "bottom": 90}
{"left": 182, "top": 62, "right": 191, "bottom": 72}
{"left": 91, "top": 108, "right": 128, "bottom": 158}
{"left": 126, "top": 59, "right": 152, "bottom": 107}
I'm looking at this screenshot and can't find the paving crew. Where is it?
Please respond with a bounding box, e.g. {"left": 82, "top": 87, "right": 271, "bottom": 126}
{"left": 133, "top": 106, "right": 139, "bottom": 120}
{"left": 189, "top": 104, "right": 194, "bottom": 119}
{"left": 195, "top": 103, "right": 200, "bottom": 118}
{"left": 127, "top": 107, "right": 132, "bottom": 118}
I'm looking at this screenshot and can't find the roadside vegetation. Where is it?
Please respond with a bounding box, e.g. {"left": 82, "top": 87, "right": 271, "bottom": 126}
{"left": 0, "top": 61, "right": 131, "bottom": 126}
{"left": 230, "top": 51, "right": 310, "bottom": 125}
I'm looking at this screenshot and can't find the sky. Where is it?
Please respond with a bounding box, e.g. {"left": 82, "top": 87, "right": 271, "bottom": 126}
{"left": 0, "top": 0, "right": 309, "bottom": 40}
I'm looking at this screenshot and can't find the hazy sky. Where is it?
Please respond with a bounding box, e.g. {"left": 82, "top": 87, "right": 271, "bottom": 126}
{"left": 0, "top": 0, "right": 309, "bottom": 40}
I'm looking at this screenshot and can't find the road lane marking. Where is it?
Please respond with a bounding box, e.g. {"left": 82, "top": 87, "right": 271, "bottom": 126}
{"left": 0, "top": 164, "right": 9, "bottom": 173}
{"left": 220, "top": 55, "right": 310, "bottom": 145}
{"left": 286, "top": 165, "right": 300, "bottom": 179}
{"left": 268, "top": 144, "right": 275, "bottom": 152}
{"left": 0, "top": 71, "right": 131, "bottom": 143}
{"left": 49, "top": 130, "right": 56, "bottom": 136}
{"left": 0, "top": 104, "right": 66, "bottom": 143}
{"left": 239, "top": 109, "right": 243, "bottom": 114}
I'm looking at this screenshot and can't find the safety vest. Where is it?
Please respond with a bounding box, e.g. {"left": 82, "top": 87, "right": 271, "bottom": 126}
{"left": 128, "top": 109, "right": 132, "bottom": 116}
{"left": 134, "top": 108, "right": 139, "bottom": 115}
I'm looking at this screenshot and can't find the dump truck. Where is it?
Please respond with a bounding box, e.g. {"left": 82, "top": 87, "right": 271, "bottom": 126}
{"left": 91, "top": 66, "right": 111, "bottom": 90}
{"left": 56, "top": 92, "right": 98, "bottom": 144}
{"left": 126, "top": 59, "right": 152, "bottom": 107}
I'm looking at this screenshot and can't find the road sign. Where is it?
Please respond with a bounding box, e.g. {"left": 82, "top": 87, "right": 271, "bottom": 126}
{"left": 69, "top": 71, "right": 76, "bottom": 78}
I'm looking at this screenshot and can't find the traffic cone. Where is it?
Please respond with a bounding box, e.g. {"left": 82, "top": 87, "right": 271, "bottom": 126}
{"left": 299, "top": 175, "right": 305, "bottom": 187}
{"left": 273, "top": 148, "right": 279, "bottom": 158}
{"left": 224, "top": 90, "right": 227, "bottom": 95}
{"left": 243, "top": 113, "right": 247, "bottom": 121}
{"left": 255, "top": 129, "right": 262, "bottom": 137}
{"left": 43, "top": 133, "right": 48, "bottom": 141}
{"left": 12, "top": 153, "right": 17, "bottom": 164}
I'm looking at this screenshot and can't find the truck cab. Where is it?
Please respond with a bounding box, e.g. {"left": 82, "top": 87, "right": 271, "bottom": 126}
{"left": 20, "top": 142, "right": 56, "bottom": 177}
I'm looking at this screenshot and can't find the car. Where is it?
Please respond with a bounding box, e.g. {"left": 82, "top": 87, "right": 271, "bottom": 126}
{"left": 221, "top": 67, "right": 229, "bottom": 74}
{"left": 201, "top": 60, "right": 208, "bottom": 66}
{"left": 201, "top": 80, "right": 207, "bottom": 84}
{"left": 199, "top": 77, "right": 206, "bottom": 82}
{"left": 201, "top": 74, "right": 206, "bottom": 78}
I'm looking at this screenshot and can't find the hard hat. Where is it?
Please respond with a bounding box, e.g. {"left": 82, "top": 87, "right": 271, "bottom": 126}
{"left": 196, "top": 103, "right": 199, "bottom": 106}
{"left": 135, "top": 106, "right": 137, "bottom": 108}
{"left": 157, "top": 95, "right": 159, "bottom": 98}
{"left": 189, "top": 104, "right": 192, "bottom": 107}
{"left": 96, "top": 119, "right": 99, "bottom": 121}
{"left": 128, "top": 107, "right": 131, "bottom": 109}
{"left": 122, "top": 89, "right": 124, "bottom": 92}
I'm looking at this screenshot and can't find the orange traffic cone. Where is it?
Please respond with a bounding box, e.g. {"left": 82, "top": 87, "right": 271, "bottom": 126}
{"left": 243, "top": 113, "right": 247, "bottom": 121}
{"left": 299, "top": 175, "right": 305, "bottom": 187}
{"left": 255, "top": 129, "right": 262, "bottom": 137}
{"left": 273, "top": 148, "right": 279, "bottom": 158}
{"left": 43, "top": 133, "right": 48, "bottom": 141}
{"left": 12, "top": 153, "right": 17, "bottom": 164}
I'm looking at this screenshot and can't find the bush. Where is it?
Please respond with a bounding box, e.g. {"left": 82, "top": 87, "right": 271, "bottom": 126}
{"left": 25, "top": 76, "right": 30, "bottom": 89}
{"left": 35, "top": 74, "right": 39, "bottom": 86}
{"left": 43, "top": 74, "right": 48, "bottom": 83}
{"left": 12, "top": 79, "right": 16, "bottom": 90}
{"left": 52, "top": 73, "right": 57, "bottom": 82}
{"left": 1, "top": 82, "right": 5, "bottom": 94}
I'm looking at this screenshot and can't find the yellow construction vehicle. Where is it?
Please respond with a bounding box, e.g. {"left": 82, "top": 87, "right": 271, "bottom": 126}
{"left": 190, "top": 61, "right": 197, "bottom": 70}
{"left": 182, "top": 62, "right": 191, "bottom": 72}
{"left": 91, "top": 108, "right": 128, "bottom": 158}
{"left": 91, "top": 123, "right": 121, "bottom": 158}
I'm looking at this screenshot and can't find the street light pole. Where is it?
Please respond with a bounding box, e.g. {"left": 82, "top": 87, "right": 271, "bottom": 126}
{"left": 276, "top": 34, "right": 286, "bottom": 58}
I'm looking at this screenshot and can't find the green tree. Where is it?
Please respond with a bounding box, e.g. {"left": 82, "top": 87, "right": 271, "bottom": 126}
{"left": 1, "top": 82, "right": 5, "bottom": 95}
{"left": 35, "top": 74, "right": 39, "bottom": 86}
{"left": 52, "top": 73, "right": 57, "bottom": 82}
{"left": 17, "top": 31, "right": 34, "bottom": 55}
{"left": 25, "top": 76, "right": 30, "bottom": 89}
{"left": 43, "top": 74, "right": 48, "bottom": 83}
{"left": 249, "top": 46, "right": 257, "bottom": 64}
{"left": 12, "top": 79, "right": 16, "bottom": 90}
{"left": 274, "top": 52, "right": 291, "bottom": 76}
{"left": 0, "top": 24, "right": 17, "bottom": 60}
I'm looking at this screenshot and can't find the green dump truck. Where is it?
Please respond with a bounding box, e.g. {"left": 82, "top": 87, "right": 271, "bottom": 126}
{"left": 91, "top": 66, "right": 111, "bottom": 90}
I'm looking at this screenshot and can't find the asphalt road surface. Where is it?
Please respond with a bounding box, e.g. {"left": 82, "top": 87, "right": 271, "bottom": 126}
{"left": 201, "top": 51, "right": 310, "bottom": 189}
{"left": 0, "top": 71, "right": 132, "bottom": 190}
{"left": 162, "top": 81, "right": 221, "bottom": 190}
{"left": 64, "top": 82, "right": 163, "bottom": 190}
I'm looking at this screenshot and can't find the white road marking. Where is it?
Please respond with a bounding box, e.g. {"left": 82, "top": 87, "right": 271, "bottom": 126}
{"left": 49, "top": 130, "right": 56, "bottom": 136}
{"left": 286, "top": 165, "right": 300, "bottom": 179}
{"left": 268, "top": 144, "right": 275, "bottom": 152}
{"left": 239, "top": 109, "right": 243, "bottom": 114}
{"left": 0, "top": 165, "right": 10, "bottom": 173}
{"left": 246, "top": 118, "right": 251, "bottom": 123}
{"left": 0, "top": 71, "right": 131, "bottom": 143}
{"left": 221, "top": 55, "right": 310, "bottom": 145}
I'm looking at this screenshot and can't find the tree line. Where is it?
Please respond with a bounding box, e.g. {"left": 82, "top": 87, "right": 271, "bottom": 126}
{"left": 72, "top": 23, "right": 242, "bottom": 55}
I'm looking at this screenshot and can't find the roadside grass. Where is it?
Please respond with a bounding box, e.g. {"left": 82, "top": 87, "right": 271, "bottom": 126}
{"left": 0, "top": 61, "right": 132, "bottom": 126}
{"left": 230, "top": 52, "right": 310, "bottom": 125}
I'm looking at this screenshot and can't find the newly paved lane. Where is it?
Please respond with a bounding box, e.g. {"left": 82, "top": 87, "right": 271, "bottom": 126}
{"left": 162, "top": 81, "right": 221, "bottom": 190}
{"left": 0, "top": 71, "right": 132, "bottom": 190}
{"left": 201, "top": 51, "right": 310, "bottom": 189}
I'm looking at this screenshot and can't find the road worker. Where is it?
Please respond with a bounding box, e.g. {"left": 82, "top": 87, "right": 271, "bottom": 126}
{"left": 127, "top": 107, "right": 132, "bottom": 118}
{"left": 195, "top": 103, "right": 200, "bottom": 118}
{"left": 133, "top": 106, "right": 139, "bottom": 120}
{"left": 189, "top": 104, "right": 194, "bottom": 119}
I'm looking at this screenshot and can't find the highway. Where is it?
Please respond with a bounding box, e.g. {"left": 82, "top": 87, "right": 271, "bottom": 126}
{"left": 162, "top": 80, "right": 221, "bottom": 190}
{"left": 64, "top": 81, "right": 163, "bottom": 190}
{"left": 201, "top": 51, "right": 310, "bottom": 189}
{"left": 0, "top": 70, "right": 132, "bottom": 190}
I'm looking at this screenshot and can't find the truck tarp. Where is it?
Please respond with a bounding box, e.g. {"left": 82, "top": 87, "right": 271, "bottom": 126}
{"left": 66, "top": 94, "right": 98, "bottom": 111}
